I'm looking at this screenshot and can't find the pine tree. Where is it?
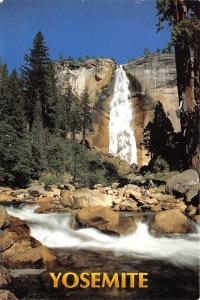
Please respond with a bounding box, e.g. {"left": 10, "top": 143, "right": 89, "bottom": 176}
{"left": 31, "top": 96, "right": 47, "bottom": 172}
{"left": 21, "top": 31, "right": 58, "bottom": 131}
{"left": 57, "top": 84, "right": 74, "bottom": 135}
{"left": 7, "top": 69, "right": 27, "bottom": 135}
{"left": 80, "top": 88, "right": 92, "bottom": 143}
{"left": 143, "top": 102, "right": 174, "bottom": 159}
{"left": 70, "top": 93, "right": 81, "bottom": 141}
{"left": 0, "top": 63, "right": 9, "bottom": 119}
{"left": 156, "top": 0, "right": 200, "bottom": 170}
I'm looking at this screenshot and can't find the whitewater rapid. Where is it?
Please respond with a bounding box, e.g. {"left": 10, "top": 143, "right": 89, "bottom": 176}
{"left": 7, "top": 205, "right": 200, "bottom": 268}
{"left": 109, "top": 65, "right": 137, "bottom": 165}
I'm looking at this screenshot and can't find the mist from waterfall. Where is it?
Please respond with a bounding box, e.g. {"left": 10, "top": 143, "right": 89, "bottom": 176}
{"left": 109, "top": 65, "right": 137, "bottom": 165}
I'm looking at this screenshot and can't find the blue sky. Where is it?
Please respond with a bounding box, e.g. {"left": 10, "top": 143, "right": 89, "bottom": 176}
{"left": 0, "top": 0, "right": 170, "bottom": 71}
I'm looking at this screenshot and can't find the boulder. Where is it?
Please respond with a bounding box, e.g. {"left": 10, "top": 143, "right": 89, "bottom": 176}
{"left": 114, "top": 199, "right": 139, "bottom": 212}
{"left": 185, "top": 183, "right": 200, "bottom": 203}
{"left": 28, "top": 183, "right": 46, "bottom": 197}
{"left": 151, "top": 209, "right": 191, "bottom": 234}
{"left": 0, "top": 206, "right": 7, "bottom": 229}
{"left": 166, "top": 169, "right": 199, "bottom": 196}
{"left": 185, "top": 205, "right": 197, "bottom": 217}
{"left": 76, "top": 206, "right": 138, "bottom": 235}
{"left": 0, "top": 267, "right": 11, "bottom": 288}
{"left": 0, "top": 290, "right": 19, "bottom": 300}
{"left": 0, "top": 210, "right": 55, "bottom": 268}
{"left": 150, "top": 204, "right": 162, "bottom": 212}
{"left": 1, "top": 241, "right": 54, "bottom": 267}
{"left": 61, "top": 188, "right": 117, "bottom": 209}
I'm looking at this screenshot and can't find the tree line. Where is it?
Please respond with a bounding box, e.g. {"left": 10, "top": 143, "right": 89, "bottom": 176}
{"left": 0, "top": 31, "right": 93, "bottom": 187}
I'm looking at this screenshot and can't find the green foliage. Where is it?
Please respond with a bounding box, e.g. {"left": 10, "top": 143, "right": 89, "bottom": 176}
{"left": 39, "top": 174, "right": 66, "bottom": 186}
{"left": 21, "top": 31, "right": 58, "bottom": 131}
{"left": 151, "top": 156, "right": 170, "bottom": 173}
{"left": 144, "top": 47, "right": 151, "bottom": 57}
{"left": 0, "top": 121, "right": 34, "bottom": 187}
{"left": 156, "top": 1, "right": 200, "bottom": 169}
{"left": 44, "top": 136, "right": 121, "bottom": 188}
{"left": 80, "top": 88, "right": 92, "bottom": 142}
{"left": 144, "top": 102, "right": 174, "bottom": 159}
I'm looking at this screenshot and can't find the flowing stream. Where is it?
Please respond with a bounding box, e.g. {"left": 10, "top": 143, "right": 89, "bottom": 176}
{"left": 7, "top": 205, "right": 200, "bottom": 268}
{"left": 109, "top": 65, "right": 137, "bottom": 165}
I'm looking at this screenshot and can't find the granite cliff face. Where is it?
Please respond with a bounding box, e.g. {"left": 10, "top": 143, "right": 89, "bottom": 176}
{"left": 124, "top": 54, "right": 180, "bottom": 165}
{"left": 55, "top": 54, "right": 180, "bottom": 166}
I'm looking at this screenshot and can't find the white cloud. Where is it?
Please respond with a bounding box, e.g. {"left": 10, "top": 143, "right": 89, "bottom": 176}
{"left": 0, "top": 0, "right": 4, "bottom": 3}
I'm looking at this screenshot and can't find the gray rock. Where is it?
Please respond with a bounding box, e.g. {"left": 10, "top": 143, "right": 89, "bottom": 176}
{"left": 166, "top": 169, "right": 199, "bottom": 196}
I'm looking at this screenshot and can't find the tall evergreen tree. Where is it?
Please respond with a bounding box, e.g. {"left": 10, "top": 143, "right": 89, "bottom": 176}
{"left": 0, "top": 63, "right": 9, "bottom": 119}
{"left": 7, "top": 69, "right": 27, "bottom": 135}
{"left": 80, "top": 88, "right": 92, "bottom": 143}
{"left": 31, "top": 96, "right": 47, "bottom": 172}
{"left": 143, "top": 102, "right": 174, "bottom": 159}
{"left": 156, "top": 0, "right": 200, "bottom": 171}
{"left": 21, "top": 31, "right": 58, "bottom": 131}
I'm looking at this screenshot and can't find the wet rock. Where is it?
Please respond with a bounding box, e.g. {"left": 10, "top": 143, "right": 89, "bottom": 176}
{"left": 1, "top": 241, "right": 54, "bottom": 267}
{"left": 166, "top": 169, "right": 199, "bottom": 196}
{"left": 0, "top": 267, "right": 11, "bottom": 288}
{"left": 0, "top": 290, "right": 19, "bottom": 300}
{"left": 151, "top": 209, "right": 191, "bottom": 234}
{"left": 76, "top": 206, "right": 138, "bottom": 235}
{"left": 0, "top": 209, "right": 55, "bottom": 268}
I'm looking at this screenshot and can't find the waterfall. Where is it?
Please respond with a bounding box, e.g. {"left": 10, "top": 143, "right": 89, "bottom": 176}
{"left": 109, "top": 65, "right": 137, "bottom": 165}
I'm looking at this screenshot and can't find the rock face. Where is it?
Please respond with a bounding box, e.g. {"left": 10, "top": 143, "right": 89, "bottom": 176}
{"left": 124, "top": 54, "right": 179, "bottom": 165}
{"left": 151, "top": 209, "right": 191, "bottom": 234}
{"left": 55, "top": 58, "right": 116, "bottom": 153}
{"left": 55, "top": 54, "right": 179, "bottom": 166}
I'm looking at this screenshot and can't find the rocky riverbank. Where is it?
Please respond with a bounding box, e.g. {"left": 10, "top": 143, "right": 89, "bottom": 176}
{"left": 0, "top": 169, "right": 199, "bottom": 299}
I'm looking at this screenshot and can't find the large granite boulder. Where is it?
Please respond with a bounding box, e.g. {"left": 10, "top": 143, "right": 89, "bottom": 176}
{"left": 166, "top": 169, "right": 199, "bottom": 196}
{"left": 60, "top": 188, "right": 120, "bottom": 209}
{"left": 151, "top": 209, "right": 191, "bottom": 234}
{"left": 76, "top": 206, "right": 139, "bottom": 235}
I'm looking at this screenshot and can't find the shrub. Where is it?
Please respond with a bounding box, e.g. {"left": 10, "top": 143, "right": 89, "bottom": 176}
{"left": 151, "top": 156, "right": 170, "bottom": 173}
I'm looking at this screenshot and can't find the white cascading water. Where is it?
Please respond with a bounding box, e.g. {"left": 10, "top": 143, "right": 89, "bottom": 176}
{"left": 109, "top": 65, "right": 137, "bottom": 165}
{"left": 7, "top": 205, "right": 200, "bottom": 268}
